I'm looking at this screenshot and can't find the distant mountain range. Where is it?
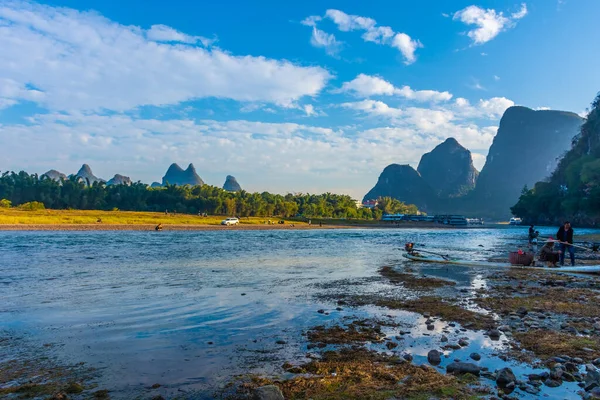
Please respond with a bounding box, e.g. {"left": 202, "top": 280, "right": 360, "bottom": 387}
{"left": 40, "top": 162, "right": 241, "bottom": 191}
{"left": 364, "top": 106, "right": 583, "bottom": 219}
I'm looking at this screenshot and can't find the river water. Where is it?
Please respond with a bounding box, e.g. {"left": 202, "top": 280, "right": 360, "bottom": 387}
{"left": 1, "top": 226, "right": 598, "bottom": 399}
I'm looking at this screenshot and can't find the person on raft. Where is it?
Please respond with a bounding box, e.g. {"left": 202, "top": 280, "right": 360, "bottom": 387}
{"left": 539, "top": 239, "right": 561, "bottom": 267}
{"left": 155, "top": 223, "right": 163, "bottom": 231}
{"left": 556, "top": 221, "right": 575, "bottom": 266}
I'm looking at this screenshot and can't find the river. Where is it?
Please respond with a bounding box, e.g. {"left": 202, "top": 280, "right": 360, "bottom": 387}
{"left": 1, "top": 226, "right": 599, "bottom": 398}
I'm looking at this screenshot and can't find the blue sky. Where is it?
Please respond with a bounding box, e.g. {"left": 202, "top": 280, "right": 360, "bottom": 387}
{"left": 1, "top": 0, "right": 598, "bottom": 199}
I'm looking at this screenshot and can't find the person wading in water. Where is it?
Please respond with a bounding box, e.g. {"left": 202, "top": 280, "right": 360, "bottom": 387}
{"left": 556, "top": 221, "right": 575, "bottom": 266}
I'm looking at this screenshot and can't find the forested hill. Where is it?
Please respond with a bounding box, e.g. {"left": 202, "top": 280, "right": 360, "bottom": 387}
{"left": 512, "top": 93, "right": 600, "bottom": 225}
{"left": 0, "top": 171, "right": 383, "bottom": 219}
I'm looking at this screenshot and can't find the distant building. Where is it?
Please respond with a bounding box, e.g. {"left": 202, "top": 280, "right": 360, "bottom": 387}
{"left": 362, "top": 199, "right": 378, "bottom": 209}
{"left": 354, "top": 200, "right": 363, "bottom": 209}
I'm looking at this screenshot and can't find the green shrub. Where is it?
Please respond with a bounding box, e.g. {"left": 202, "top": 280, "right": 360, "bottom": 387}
{"left": 18, "top": 201, "right": 46, "bottom": 211}
{"left": 0, "top": 199, "right": 11, "bottom": 208}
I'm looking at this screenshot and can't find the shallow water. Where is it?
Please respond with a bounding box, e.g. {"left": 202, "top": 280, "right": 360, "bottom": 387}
{"left": 1, "top": 226, "right": 598, "bottom": 398}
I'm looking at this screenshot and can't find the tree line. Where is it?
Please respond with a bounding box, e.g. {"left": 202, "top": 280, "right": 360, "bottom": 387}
{"left": 511, "top": 92, "right": 600, "bottom": 226}
{"left": 0, "top": 172, "right": 420, "bottom": 219}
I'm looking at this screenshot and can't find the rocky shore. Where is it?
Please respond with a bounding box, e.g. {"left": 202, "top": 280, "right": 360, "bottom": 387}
{"left": 231, "top": 264, "right": 600, "bottom": 399}
{"left": 4, "top": 252, "right": 600, "bottom": 399}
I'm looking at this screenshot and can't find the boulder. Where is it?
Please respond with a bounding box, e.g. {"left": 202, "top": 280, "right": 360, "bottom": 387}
{"left": 446, "top": 362, "right": 481, "bottom": 376}
{"left": 427, "top": 349, "right": 442, "bottom": 365}
{"left": 496, "top": 367, "right": 517, "bottom": 387}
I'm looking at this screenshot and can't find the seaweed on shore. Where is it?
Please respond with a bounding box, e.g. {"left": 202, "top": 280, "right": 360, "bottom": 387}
{"left": 307, "top": 320, "right": 389, "bottom": 345}
{"left": 475, "top": 287, "right": 600, "bottom": 318}
{"left": 229, "top": 347, "right": 482, "bottom": 400}
{"left": 379, "top": 266, "right": 456, "bottom": 290}
{"left": 512, "top": 330, "right": 600, "bottom": 363}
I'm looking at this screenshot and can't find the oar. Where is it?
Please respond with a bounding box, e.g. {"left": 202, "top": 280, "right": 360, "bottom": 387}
{"left": 539, "top": 238, "right": 595, "bottom": 252}
{"left": 413, "top": 248, "right": 452, "bottom": 260}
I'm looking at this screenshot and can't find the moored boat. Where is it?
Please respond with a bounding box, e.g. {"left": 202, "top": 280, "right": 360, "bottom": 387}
{"left": 403, "top": 252, "right": 600, "bottom": 274}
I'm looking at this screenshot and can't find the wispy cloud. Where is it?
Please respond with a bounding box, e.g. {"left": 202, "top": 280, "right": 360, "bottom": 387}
{"left": 146, "top": 24, "right": 217, "bottom": 46}
{"left": 309, "top": 27, "right": 344, "bottom": 56}
{"left": 302, "top": 9, "right": 422, "bottom": 64}
{"left": 0, "top": 1, "right": 331, "bottom": 112}
{"left": 453, "top": 3, "right": 528, "bottom": 45}
{"left": 338, "top": 74, "right": 452, "bottom": 102}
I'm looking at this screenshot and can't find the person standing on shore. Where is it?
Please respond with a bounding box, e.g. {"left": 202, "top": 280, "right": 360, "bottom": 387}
{"left": 556, "top": 221, "right": 575, "bottom": 266}
{"left": 528, "top": 225, "right": 537, "bottom": 244}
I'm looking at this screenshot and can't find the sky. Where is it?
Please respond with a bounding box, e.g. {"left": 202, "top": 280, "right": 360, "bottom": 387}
{"left": 1, "top": 0, "right": 599, "bottom": 199}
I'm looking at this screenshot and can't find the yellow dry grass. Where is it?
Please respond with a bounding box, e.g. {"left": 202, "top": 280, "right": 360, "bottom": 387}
{"left": 0, "top": 208, "right": 303, "bottom": 226}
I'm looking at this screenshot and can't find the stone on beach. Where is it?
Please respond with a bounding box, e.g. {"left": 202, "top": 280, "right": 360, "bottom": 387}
{"left": 427, "top": 349, "right": 441, "bottom": 365}
{"left": 253, "top": 385, "right": 285, "bottom": 400}
{"left": 496, "top": 367, "right": 517, "bottom": 387}
{"left": 446, "top": 362, "right": 481, "bottom": 376}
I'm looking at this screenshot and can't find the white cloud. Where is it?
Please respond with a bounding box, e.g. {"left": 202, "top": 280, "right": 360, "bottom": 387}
{"left": 343, "top": 95, "right": 514, "bottom": 127}
{"left": 511, "top": 3, "right": 528, "bottom": 20}
{"left": 324, "top": 9, "right": 376, "bottom": 31}
{"left": 1, "top": 112, "right": 487, "bottom": 200}
{"left": 478, "top": 97, "right": 515, "bottom": 118}
{"left": 453, "top": 3, "right": 528, "bottom": 45}
{"left": 303, "top": 104, "right": 317, "bottom": 116}
{"left": 535, "top": 106, "right": 551, "bottom": 111}
{"left": 303, "top": 9, "right": 421, "bottom": 64}
{"left": 338, "top": 74, "right": 452, "bottom": 102}
{"left": 391, "top": 33, "right": 423, "bottom": 64}
{"left": 309, "top": 27, "right": 343, "bottom": 56}
{"left": 453, "top": 96, "right": 515, "bottom": 118}
{"left": 300, "top": 15, "right": 322, "bottom": 27}
{"left": 146, "top": 24, "right": 216, "bottom": 46}
{"left": 0, "top": 1, "right": 331, "bottom": 111}
{"left": 339, "top": 74, "right": 396, "bottom": 96}
{"left": 493, "top": 75, "right": 501, "bottom": 81}
{"left": 341, "top": 99, "right": 403, "bottom": 118}
{"left": 396, "top": 86, "right": 453, "bottom": 103}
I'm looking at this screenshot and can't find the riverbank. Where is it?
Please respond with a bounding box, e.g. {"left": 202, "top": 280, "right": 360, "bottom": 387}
{"left": 0, "top": 208, "right": 472, "bottom": 230}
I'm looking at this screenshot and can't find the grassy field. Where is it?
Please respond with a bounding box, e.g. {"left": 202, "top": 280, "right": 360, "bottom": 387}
{"left": 0, "top": 208, "right": 309, "bottom": 226}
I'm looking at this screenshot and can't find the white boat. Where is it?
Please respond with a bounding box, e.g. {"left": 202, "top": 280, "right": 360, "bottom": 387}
{"left": 509, "top": 217, "right": 522, "bottom": 225}
{"left": 403, "top": 253, "right": 600, "bottom": 274}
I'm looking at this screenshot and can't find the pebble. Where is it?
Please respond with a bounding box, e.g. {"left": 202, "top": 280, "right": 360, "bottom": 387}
{"left": 317, "top": 309, "right": 325, "bottom": 314}
{"left": 402, "top": 353, "right": 413, "bottom": 362}
{"left": 440, "top": 335, "right": 448, "bottom": 342}
{"left": 458, "top": 338, "right": 469, "bottom": 347}
{"left": 470, "top": 352, "right": 481, "bottom": 361}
